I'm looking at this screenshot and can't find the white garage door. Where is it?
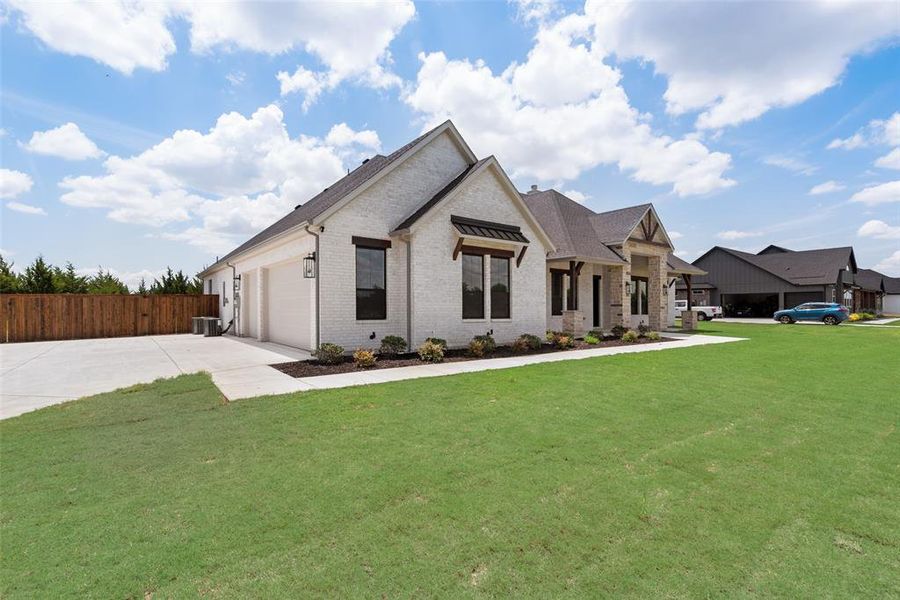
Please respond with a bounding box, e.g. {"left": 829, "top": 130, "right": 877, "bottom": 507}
{"left": 267, "top": 261, "right": 311, "bottom": 349}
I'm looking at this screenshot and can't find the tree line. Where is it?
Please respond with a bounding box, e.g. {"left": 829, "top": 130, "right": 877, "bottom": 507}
{"left": 0, "top": 254, "right": 204, "bottom": 295}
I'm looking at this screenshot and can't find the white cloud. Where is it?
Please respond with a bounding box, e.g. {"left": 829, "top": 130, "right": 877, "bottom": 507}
{"left": 762, "top": 155, "right": 817, "bottom": 176}
{"left": 716, "top": 230, "right": 761, "bottom": 240}
{"left": 875, "top": 250, "right": 900, "bottom": 276}
{"left": 586, "top": 1, "right": 899, "bottom": 129}
{"left": 850, "top": 181, "right": 900, "bottom": 205}
{"left": 74, "top": 266, "right": 163, "bottom": 291}
{"left": 668, "top": 231, "right": 684, "bottom": 240}
{"left": 808, "top": 180, "right": 845, "bottom": 195}
{"left": 405, "top": 44, "right": 734, "bottom": 196}
{"left": 875, "top": 147, "right": 900, "bottom": 170}
{"left": 829, "top": 112, "right": 900, "bottom": 150}
{"left": 23, "top": 122, "right": 105, "bottom": 160}
{"left": 6, "top": 1, "right": 414, "bottom": 107}
{"left": 857, "top": 219, "right": 900, "bottom": 240}
{"left": 0, "top": 168, "right": 33, "bottom": 198}
{"left": 225, "top": 71, "right": 245, "bottom": 87}
{"left": 5, "top": 201, "right": 47, "bottom": 216}
{"left": 561, "top": 189, "right": 589, "bottom": 203}
{"left": 58, "top": 105, "right": 380, "bottom": 252}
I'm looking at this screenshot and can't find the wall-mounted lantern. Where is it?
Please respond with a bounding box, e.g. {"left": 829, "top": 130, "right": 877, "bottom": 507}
{"left": 233, "top": 274, "right": 241, "bottom": 291}
{"left": 303, "top": 252, "right": 317, "bottom": 278}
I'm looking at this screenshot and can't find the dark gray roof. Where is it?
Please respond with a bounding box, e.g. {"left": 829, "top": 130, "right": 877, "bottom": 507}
{"left": 392, "top": 157, "right": 490, "bottom": 232}
{"left": 757, "top": 244, "right": 792, "bottom": 255}
{"left": 521, "top": 189, "right": 631, "bottom": 264}
{"left": 884, "top": 275, "right": 900, "bottom": 294}
{"left": 667, "top": 253, "right": 706, "bottom": 276}
{"left": 202, "top": 121, "right": 448, "bottom": 274}
{"left": 451, "top": 215, "right": 529, "bottom": 243}
{"left": 855, "top": 268, "right": 884, "bottom": 292}
{"left": 590, "top": 203, "right": 654, "bottom": 245}
{"left": 717, "top": 246, "right": 856, "bottom": 286}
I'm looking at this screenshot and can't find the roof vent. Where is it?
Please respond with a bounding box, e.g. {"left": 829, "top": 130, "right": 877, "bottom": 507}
{"left": 362, "top": 158, "right": 370, "bottom": 165}
{"left": 528, "top": 184, "right": 538, "bottom": 194}
{"left": 294, "top": 203, "right": 302, "bottom": 210}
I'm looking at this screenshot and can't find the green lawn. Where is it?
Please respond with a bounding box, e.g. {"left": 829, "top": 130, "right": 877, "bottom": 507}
{"left": 2, "top": 323, "right": 898, "bottom": 598}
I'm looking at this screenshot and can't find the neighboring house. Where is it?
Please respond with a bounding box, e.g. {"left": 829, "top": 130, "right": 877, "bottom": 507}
{"left": 675, "top": 244, "right": 874, "bottom": 317}
{"left": 883, "top": 274, "right": 900, "bottom": 316}
{"left": 855, "top": 268, "right": 900, "bottom": 315}
{"left": 199, "top": 121, "right": 697, "bottom": 351}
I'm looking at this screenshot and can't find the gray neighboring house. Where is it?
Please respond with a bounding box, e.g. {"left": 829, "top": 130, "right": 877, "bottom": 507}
{"left": 675, "top": 244, "right": 870, "bottom": 317}
{"left": 856, "top": 268, "right": 900, "bottom": 315}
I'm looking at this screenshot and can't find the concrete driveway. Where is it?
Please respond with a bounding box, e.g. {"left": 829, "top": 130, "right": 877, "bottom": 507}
{"left": 0, "top": 335, "right": 311, "bottom": 419}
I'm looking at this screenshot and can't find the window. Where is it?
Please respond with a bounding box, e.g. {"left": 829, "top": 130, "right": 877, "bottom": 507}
{"left": 356, "top": 246, "right": 386, "bottom": 320}
{"left": 490, "top": 256, "right": 510, "bottom": 319}
{"left": 630, "top": 276, "right": 648, "bottom": 315}
{"left": 551, "top": 271, "right": 564, "bottom": 316}
{"left": 462, "top": 253, "right": 484, "bottom": 319}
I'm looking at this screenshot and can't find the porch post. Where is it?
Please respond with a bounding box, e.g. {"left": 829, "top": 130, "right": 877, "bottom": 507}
{"left": 648, "top": 254, "right": 666, "bottom": 331}
{"left": 568, "top": 260, "right": 577, "bottom": 310}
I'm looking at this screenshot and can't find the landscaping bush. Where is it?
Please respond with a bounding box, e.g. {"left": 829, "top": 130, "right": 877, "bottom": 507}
{"left": 848, "top": 313, "right": 862, "bottom": 322}
{"left": 417, "top": 340, "right": 444, "bottom": 363}
{"left": 353, "top": 348, "right": 376, "bottom": 369}
{"left": 546, "top": 330, "right": 563, "bottom": 343}
{"left": 516, "top": 333, "right": 542, "bottom": 352}
{"left": 473, "top": 334, "right": 496, "bottom": 354}
{"left": 467, "top": 339, "right": 488, "bottom": 358}
{"left": 425, "top": 337, "right": 447, "bottom": 350}
{"left": 621, "top": 330, "right": 639, "bottom": 343}
{"left": 379, "top": 335, "right": 407, "bottom": 357}
{"left": 314, "top": 342, "right": 345, "bottom": 364}
{"left": 637, "top": 323, "right": 651, "bottom": 337}
{"left": 584, "top": 333, "right": 600, "bottom": 344}
{"left": 553, "top": 333, "right": 575, "bottom": 349}
{"left": 610, "top": 324, "right": 628, "bottom": 338}
{"left": 645, "top": 331, "right": 661, "bottom": 341}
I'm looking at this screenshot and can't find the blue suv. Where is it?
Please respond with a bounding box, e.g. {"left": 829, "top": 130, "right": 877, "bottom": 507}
{"left": 773, "top": 302, "right": 849, "bottom": 325}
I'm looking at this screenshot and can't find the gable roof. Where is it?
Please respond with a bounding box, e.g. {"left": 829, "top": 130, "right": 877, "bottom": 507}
{"left": 667, "top": 253, "right": 706, "bottom": 276}
{"left": 392, "top": 157, "right": 490, "bottom": 232}
{"left": 884, "top": 274, "right": 900, "bottom": 294}
{"left": 757, "top": 244, "right": 792, "bottom": 255}
{"left": 699, "top": 245, "right": 857, "bottom": 286}
{"left": 855, "top": 268, "right": 885, "bottom": 292}
{"left": 590, "top": 203, "right": 655, "bottom": 245}
{"left": 200, "top": 120, "right": 470, "bottom": 275}
{"left": 521, "top": 189, "right": 628, "bottom": 264}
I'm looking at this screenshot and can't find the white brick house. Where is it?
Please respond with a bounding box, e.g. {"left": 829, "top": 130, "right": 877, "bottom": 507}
{"left": 199, "top": 121, "right": 701, "bottom": 351}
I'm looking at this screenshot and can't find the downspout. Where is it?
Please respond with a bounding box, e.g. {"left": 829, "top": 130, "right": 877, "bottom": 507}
{"left": 305, "top": 225, "right": 321, "bottom": 349}
{"left": 406, "top": 237, "right": 412, "bottom": 352}
{"left": 227, "top": 261, "right": 238, "bottom": 335}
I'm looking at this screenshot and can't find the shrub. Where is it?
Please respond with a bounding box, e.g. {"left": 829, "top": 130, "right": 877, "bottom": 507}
{"left": 417, "top": 340, "right": 444, "bottom": 363}
{"left": 473, "top": 334, "right": 496, "bottom": 354}
{"left": 584, "top": 333, "right": 601, "bottom": 344}
{"left": 553, "top": 334, "right": 575, "bottom": 349}
{"left": 353, "top": 348, "right": 376, "bottom": 369}
{"left": 518, "top": 333, "right": 543, "bottom": 351}
{"left": 379, "top": 335, "right": 407, "bottom": 357}
{"left": 588, "top": 329, "right": 604, "bottom": 339}
{"left": 425, "top": 337, "right": 447, "bottom": 350}
{"left": 610, "top": 324, "right": 628, "bottom": 338}
{"left": 467, "top": 339, "right": 487, "bottom": 358}
{"left": 546, "top": 330, "right": 562, "bottom": 343}
{"left": 621, "top": 330, "right": 639, "bottom": 343}
{"left": 637, "top": 323, "right": 651, "bottom": 336}
{"left": 645, "top": 331, "right": 661, "bottom": 341}
{"left": 314, "top": 342, "right": 345, "bottom": 364}
{"left": 848, "top": 313, "right": 862, "bottom": 322}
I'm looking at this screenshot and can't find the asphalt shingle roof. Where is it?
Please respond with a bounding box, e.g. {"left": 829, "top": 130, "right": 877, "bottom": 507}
{"left": 718, "top": 246, "right": 855, "bottom": 286}
{"left": 855, "top": 268, "right": 885, "bottom": 292}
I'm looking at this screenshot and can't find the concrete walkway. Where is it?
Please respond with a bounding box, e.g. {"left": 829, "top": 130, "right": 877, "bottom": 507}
{"left": 0, "top": 335, "right": 310, "bottom": 419}
{"left": 229, "top": 333, "right": 746, "bottom": 400}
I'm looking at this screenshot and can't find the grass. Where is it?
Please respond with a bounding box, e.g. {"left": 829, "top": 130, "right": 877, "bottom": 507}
{"left": 2, "top": 323, "right": 898, "bottom": 598}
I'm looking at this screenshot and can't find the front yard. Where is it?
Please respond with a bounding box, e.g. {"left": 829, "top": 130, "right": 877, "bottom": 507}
{"left": 2, "top": 323, "right": 898, "bottom": 597}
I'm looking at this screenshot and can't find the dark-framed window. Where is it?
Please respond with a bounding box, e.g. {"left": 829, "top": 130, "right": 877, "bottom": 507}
{"left": 462, "top": 253, "right": 484, "bottom": 319}
{"left": 490, "top": 256, "right": 510, "bottom": 319}
{"left": 630, "top": 276, "right": 648, "bottom": 315}
{"left": 356, "top": 245, "right": 386, "bottom": 320}
{"left": 551, "top": 271, "right": 564, "bottom": 316}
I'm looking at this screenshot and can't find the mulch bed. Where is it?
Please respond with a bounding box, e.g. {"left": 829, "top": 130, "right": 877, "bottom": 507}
{"left": 271, "top": 336, "right": 675, "bottom": 379}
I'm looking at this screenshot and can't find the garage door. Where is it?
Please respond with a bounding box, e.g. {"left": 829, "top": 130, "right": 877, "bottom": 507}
{"left": 784, "top": 291, "right": 825, "bottom": 308}
{"left": 722, "top": 293, "right": 779, "bottom": 318}
{"left": 267, "top": 261, "right": 312, "bottom": 349}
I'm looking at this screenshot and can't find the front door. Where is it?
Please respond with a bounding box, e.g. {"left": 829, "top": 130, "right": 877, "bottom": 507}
{"left": 592, "top": 275, "right": 602, "bottom": 328}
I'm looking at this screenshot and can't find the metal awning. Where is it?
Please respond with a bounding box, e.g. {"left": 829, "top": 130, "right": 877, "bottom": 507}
{"left": 451, "top": 215, "right": 529, "bottom": 243}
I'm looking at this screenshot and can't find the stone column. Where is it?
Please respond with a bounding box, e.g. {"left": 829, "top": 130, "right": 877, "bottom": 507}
{"left": 608, "top": 264, "right": 630, "bottom": 329}
{"left": 561, "top": 310, "right": 585, "bottom": 337}
{"left": 682, "top": 310, "right": 697, "bottom": 331}
{"left": 648, "top": 254, "right": 666, "bottom": 331}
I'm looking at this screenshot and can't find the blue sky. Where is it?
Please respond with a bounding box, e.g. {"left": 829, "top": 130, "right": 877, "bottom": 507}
{"left": 1, "top": 0, "right": 899, "bottom": 287}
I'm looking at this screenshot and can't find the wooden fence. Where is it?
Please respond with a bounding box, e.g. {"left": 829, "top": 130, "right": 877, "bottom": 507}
{"left": 0, "top": 294, "right": 220, "bottom": 343}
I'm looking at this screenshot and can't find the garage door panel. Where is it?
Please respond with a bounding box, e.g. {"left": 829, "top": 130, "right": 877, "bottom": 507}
{"left": 784, "top": 291, "right": 825, "bottom": 308}
{"left": 722, "top": 293, "right": 779, "bottom": 318}
{"left": 267, "top": 262, "right": 311, "bottom": 349}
